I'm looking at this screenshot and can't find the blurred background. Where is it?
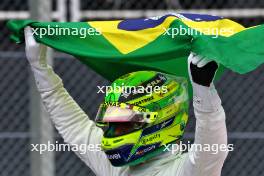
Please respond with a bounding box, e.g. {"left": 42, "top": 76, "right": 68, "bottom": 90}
{"left": 0, "top": 0, "right": 263, "bottom": 176}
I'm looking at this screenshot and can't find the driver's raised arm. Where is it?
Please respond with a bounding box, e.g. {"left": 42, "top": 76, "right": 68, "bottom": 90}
{"left": 24, "top": 27, "right": 123, "bottom": 176}
{"left": 181, "top": 53, "right": 228, "bottom": 176}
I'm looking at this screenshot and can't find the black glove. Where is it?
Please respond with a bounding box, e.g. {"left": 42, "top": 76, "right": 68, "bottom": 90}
{"left": 188, "top": 52, "right": 221, "bottom": 112}
{"left": 190, "top": 58, "right": 218, "bottom": 87}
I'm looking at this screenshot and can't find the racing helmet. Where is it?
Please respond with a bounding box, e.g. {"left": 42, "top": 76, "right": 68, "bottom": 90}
{"left": 95, "top": 71, "right": 189, "bottom": 167}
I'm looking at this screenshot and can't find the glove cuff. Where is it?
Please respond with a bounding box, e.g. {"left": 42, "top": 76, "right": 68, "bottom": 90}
{"left": 30, "top": 65, "right": 63, "bottom": 92}
{"left": 192, "top": 82, "right": 222, "bottom": 112}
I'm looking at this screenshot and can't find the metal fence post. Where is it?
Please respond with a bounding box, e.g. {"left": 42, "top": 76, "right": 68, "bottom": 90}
{"left": 29, "top": 0, "right": 55, "bottom": 176}
{"left": 70, "top": 0, "right": 81, "bottom": 21}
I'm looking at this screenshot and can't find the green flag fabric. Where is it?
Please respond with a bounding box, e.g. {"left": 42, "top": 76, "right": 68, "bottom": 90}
{"left": 7, "top": 13, "right": 264, "bottom": 94}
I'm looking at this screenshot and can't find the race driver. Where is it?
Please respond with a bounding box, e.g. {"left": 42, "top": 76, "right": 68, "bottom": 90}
{"left": 24, "top": 26, "right": 228, "bottom": 176}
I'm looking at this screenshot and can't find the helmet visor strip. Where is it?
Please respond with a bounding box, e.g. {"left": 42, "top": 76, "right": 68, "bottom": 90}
{"left": 95, "top": 102, "right": 158, "bottom": 124}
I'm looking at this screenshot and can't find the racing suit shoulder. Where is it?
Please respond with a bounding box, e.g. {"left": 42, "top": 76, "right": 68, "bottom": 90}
{"left": 33, "top": 66, "right": 128, "bottom": 176}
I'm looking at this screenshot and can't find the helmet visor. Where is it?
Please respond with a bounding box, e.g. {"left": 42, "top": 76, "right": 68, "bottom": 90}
{"left": 95, "top": 102, "right": 157, "bottom": 124}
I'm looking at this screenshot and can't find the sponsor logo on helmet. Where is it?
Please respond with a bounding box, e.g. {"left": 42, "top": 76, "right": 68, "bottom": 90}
{"left": 146, "top": 74, "right": 166, "bottom": 87}
{"left": 141, "top": 134, "right": 161, "bottom": 145}
{"left": 107, "top": 153, "right": 121, "bottom": 160}
{"left": 135, "top": 145, "right": 156, "bottom": 155}
{"left": 131, "top": 96, "right": 154, "bottom": 106}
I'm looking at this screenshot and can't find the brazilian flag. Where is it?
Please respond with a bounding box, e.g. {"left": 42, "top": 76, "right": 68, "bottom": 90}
{"left": 7, "top": 13, "right": 264, "bottom": 94}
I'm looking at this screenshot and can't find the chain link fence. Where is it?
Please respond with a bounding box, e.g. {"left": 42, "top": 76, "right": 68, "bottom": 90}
{"left": 0, "top": 0, "right": 264, "bottom": 176}
{"left": 79, "top": 0, "right": 264, "bottom": 10}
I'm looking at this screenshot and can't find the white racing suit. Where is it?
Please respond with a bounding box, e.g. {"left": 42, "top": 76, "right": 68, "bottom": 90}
{"left": 30, "top": 64, "right": 228, "bottom": 176}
